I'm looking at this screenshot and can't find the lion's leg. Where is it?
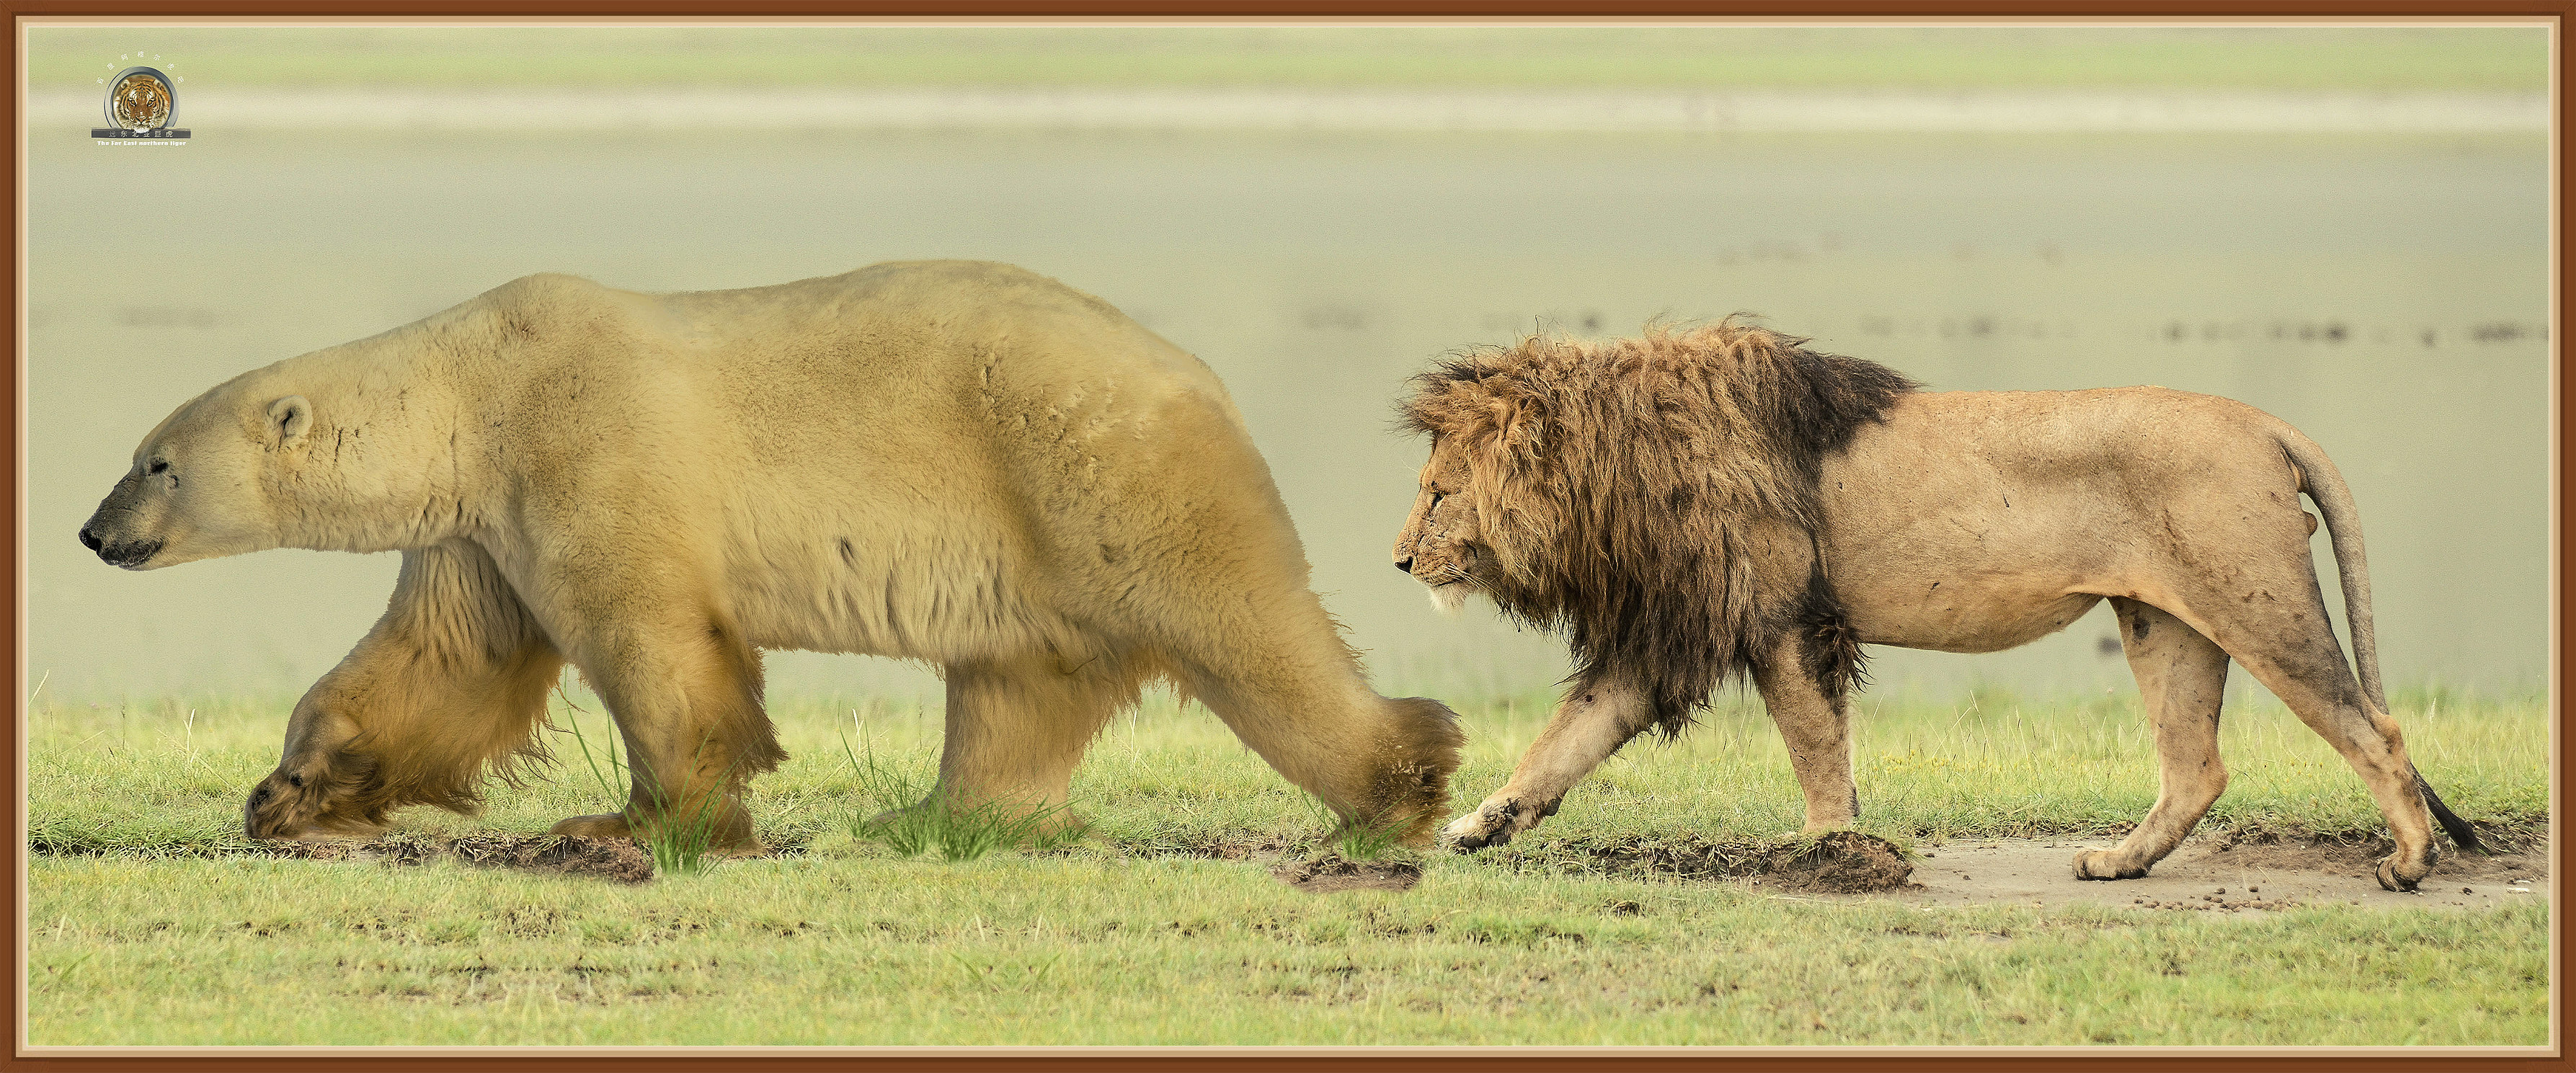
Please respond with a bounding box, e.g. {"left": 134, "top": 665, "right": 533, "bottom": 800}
{"left": 1440, "top": 672, "right": 1654, "bottom": 852}
{"left": 2148, "top": 546, "right": 2442, "bottom": 893}
{"left": 1751, "top": 641, "right": 1860, "bottom": 835}
{"left": 2208, "top": 618, "right": 2437, "bottom": 892}
{"left": 2073, "top": 598, "right": 2230, "bottom": 881}
{"left": 912, "top": 651, "right": 1146, "bottom": 838}
{"left": 547, "top": 611, "right": 784, "bottom": 855}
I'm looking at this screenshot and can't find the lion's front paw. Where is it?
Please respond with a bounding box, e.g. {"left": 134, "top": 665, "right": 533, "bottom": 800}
{"left": 549, "top": 813, "right": 634, "bottom": 840}
{"left": 2071, "top": 848, "right": 2147, "bottom": 881}
{"left": 1440, "top": 796, "right": 1549, "bottom": 853}
{"left": 2374, "top": 855, "right": 2427, "bottom": 893}
{"left": 1440, "top": 807, "right": 1511, "bottom": 852}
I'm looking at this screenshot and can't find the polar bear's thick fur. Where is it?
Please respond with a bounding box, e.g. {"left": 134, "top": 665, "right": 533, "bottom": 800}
{"left": 81, "top": 262, "right": 1463, "bottom": 850}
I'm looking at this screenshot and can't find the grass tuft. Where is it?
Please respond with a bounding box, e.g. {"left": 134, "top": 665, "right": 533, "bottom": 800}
{"left": 1294, "top": 793, "right": 1408, "bottom": 863}
{"left": 841, "top": 724, "right": 1084, "bottom": 863}
{"left": 551, "top": 704, "right": 736, "bottom": 878}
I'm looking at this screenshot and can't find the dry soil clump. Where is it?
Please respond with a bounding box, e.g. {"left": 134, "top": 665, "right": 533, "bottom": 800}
{"left": 1760, "top": 831, "right": 1919, "bottom": 893}
{"left": 1274, "top": 853, "right": 1424, "bottom": 894}
{"left": 281, "top": 834, "right": 654, "bottom": 883}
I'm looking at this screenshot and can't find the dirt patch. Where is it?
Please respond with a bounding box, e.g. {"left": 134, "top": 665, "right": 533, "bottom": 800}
{"left": 1516, "top": 831, "right": 1919, "bottom": 893}
{"left": 2209, "top": 818, "right": 2546, "bottom": 858}
{"left": 1106, "top": 832, "right": 1425, "bottom": 894}
{"left": 446, "top": 835, "right": 655, "bottom": 883}
{"left": 1893, "top": 834, "right": 2547, "bottom": 913}
{"left": 280, "top": 834, "right": 654, "bottom": 883}
{"left": 1273, "top": 854, "right": 1424, "bottom": 894}
{"left": 1493, "top": 827, "right": 2544, "bottom": 909}
{"left": 1760, "top": 832, "right": 1919, "bottom": 894}
{"left": 1116, "top": 832, "right": 1294, "bottom": 863}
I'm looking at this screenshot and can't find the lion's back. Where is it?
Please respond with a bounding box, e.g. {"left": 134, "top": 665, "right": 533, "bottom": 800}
{"left": 1825, "top": 386, "right": 2309, "bottom": 586}
{"left": 1865, "top": 386, "right": 2296, "bottom": 484}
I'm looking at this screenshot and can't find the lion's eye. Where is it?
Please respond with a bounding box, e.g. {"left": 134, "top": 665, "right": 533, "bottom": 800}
{"left": 288, "top": 774, "right": 304, "bottom": 788}
{"left": 147, "top": 459, "right": 169, "bottom": 476}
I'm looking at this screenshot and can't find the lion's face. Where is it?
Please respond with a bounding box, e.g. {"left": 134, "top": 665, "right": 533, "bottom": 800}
{"left": 1393, "top": 437, "right": 1484, "bottom": 615}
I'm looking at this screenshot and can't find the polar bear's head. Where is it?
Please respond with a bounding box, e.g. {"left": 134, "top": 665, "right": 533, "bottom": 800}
{"left": 79, "top": 380, "right": 315, "bottom": 571}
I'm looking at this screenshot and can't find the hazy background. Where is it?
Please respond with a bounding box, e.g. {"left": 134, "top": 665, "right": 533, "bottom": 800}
{"left": 24, "top": 25, "right": 2551, "bottom": 708}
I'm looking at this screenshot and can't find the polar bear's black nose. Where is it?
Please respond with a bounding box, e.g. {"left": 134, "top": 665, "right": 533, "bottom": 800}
{"left": 77, "top": 526, "right": 101, "bottom": 552}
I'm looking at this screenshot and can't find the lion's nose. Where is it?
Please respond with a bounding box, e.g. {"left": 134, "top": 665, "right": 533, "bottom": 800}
{"left": 77, "top": 526, "right": 101, "bottom": 552}
{"left": 1394, "top": 557, "right": 1414, "bottom": 574}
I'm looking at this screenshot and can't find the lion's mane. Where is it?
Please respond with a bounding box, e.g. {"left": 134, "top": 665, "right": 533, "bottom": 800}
{"left": 1398, "top": 321, "right": 1917, "bottom": 731}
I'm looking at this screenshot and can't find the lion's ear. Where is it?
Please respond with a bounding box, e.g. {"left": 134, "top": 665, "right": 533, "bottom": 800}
{"left": 266, "top": 396, "right": 312, "bottom": 446}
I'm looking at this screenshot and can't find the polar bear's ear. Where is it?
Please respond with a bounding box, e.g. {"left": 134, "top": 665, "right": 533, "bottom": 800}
{"left": 266, "top": 396, "right": 313, "bottom": 446}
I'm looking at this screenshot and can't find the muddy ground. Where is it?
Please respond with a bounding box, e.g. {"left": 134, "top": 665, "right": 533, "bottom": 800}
{"left": 278, "top": 834, "right": 655, "bottom": 883}
{"left": 252, "top": 829, "right": 2548, "bottom": 913}
{"left": 1245, "top": 829, "right": 2549, "bottom": 909}
{"left": 1893, "top": 834, "right": 2549, "bottom": 914}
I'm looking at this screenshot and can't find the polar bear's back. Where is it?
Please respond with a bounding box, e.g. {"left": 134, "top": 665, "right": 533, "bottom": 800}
{"left": 491, "top": 261, "right": 1306, "bottom": 663}
{"left": 642, "top": 261, "right": 1221, "bottom": 405}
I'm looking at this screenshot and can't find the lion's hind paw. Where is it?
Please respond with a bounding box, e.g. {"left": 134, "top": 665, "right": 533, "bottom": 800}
{"left": 2071, "top": 848, "right": 2148, "bottom": 881}
{"left": 2373, "top": 855, "right": 2427, "bottom": 893}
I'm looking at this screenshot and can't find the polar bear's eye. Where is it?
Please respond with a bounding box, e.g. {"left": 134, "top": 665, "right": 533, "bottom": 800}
{"left": 146, "top": 459, "right": 169, "bottom": 476}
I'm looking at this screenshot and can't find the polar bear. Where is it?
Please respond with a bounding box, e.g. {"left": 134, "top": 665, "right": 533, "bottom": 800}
{"left": 79, "top": 261, "right": 1463, "bottom": 851}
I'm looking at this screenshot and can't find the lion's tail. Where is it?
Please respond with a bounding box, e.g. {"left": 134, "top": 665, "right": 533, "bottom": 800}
{"left": 2278, "top": 430, "right": 2482, "bottom": 855}
{"left": 2277, "top": 432, "right": 2383, "bottom": 712}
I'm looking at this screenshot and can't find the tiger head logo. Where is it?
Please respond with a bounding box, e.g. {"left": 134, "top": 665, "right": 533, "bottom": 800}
{"left": 104, "top": 67, "right": 175, "bottom": 132}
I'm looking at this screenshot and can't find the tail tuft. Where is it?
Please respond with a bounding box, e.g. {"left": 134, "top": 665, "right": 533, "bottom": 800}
{"left": 2414, "top": 765, "right": 2484, "bottom": 854}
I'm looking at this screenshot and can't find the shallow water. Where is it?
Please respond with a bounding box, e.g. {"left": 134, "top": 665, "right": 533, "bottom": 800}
{"left": 27, "top": 128, "right": 2547, "bottom": 705}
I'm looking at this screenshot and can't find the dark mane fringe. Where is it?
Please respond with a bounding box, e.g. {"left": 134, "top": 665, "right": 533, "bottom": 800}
{"left": 1398, "top": 319, "right": 1914, "bottom": 730}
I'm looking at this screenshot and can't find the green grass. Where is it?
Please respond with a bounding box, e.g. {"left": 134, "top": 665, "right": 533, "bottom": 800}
{"left": 27, "top": 855, "right": 2545, "bottom": 1046}
{"left": 28, "top": 26, "right": 2548, "bottom": 93}
{"left": 25, "top": 682, "right": 2551, "bottom": 1045}
{"left": 842, "top": 729, "right": 1086, "bottom": 862}
{"left": 32, "top": 683, "right": 2546, "bottom": 858}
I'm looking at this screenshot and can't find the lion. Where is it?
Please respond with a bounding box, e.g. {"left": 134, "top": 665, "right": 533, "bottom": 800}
{"left": 1391, "top": 321, "right": 2479, "bottom": 891}
{"left": 79, "top": 260, "right": 1462, "bottom": 852}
